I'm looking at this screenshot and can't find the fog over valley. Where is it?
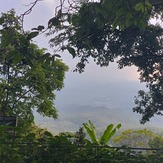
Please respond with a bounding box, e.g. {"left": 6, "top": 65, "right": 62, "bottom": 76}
{"left": 35, "top": 72, "right": 163, "bottom": 134}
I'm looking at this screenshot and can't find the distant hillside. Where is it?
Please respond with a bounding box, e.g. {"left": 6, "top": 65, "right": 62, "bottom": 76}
{"left": 35, "top": 81, "right": 163, "bottom": 134}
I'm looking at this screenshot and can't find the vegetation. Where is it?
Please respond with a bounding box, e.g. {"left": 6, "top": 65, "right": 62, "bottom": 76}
{"left": 1, "top": 1, "right": 163, "bottom": 162}
{"left": 0, "top": 10, "right": 68, "bottom": 131}
{"left": 1, "top": 122, "right": 163, "bottom": 162}
{"left": 83, "top": 120, "right": 121, "bottom": 145}
{"left": 113, "top": 129, "right": 156, "bottom": 148}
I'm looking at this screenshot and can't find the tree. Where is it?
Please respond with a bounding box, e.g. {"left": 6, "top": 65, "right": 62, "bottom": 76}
{"left": 113, "top": 129, "right": 155, "bottom": 148}
{"left": 0, "top": 10, "right": 68, "bottom": 129}
{"left": 149, "top": 135, "right": 163, "bottom": 148}
{"left": 46, "top": 0, "right": 163, "bottom": 123}
{"left": 73, "top": 127, "right": 86, "bottom": 146}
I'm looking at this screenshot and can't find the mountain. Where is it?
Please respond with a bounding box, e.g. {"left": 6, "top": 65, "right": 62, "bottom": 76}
{"left": 35, "top": 80, "right": 163, "bottom": 134}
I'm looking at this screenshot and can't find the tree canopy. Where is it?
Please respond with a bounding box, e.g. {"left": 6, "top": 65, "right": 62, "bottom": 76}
{"left": 46, "top": 0, "right": 163, "bottom": 123}
{"left": 0, "top": 9, "right": 68, "bottom": 128}
{"left": 113, "top": 129, "right": 155, "bottom": 148}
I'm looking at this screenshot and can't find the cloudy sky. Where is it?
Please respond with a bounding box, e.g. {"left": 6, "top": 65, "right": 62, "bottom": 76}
{"left": 0, "top": 0, "right": 140, "bottom": 84}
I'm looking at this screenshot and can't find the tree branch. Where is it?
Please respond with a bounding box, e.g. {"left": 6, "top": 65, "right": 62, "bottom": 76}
{"left": 11, "top": 88, "right": 34, "bottom": 110}
{"left": 19, "top": 0, "right": 43, "bottom": 31}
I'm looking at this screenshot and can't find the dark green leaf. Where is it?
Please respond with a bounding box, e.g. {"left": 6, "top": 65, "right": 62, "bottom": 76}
{"left": 27, "top": 31, "right": 39, "bottom": 40}
{"left": 40, "top": 53, "right": 51, "bottom": 61}
{"left": 44, "top": 131, "right": 53, "bottom": 137}
{"left": 67, "top": 47, "right": 76, "bottom": 58}
{"left": 54, "top": 54, "right": 61, "bottom": 58}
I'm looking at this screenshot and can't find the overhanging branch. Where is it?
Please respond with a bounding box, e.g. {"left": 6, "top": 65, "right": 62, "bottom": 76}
{"left": 19, "top": 0, "right": 43, "bottom": 31}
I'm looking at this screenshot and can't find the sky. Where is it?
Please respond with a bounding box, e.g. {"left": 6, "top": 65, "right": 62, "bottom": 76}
{"left": 0, "top": 0, "right": 140, "bottom": 84}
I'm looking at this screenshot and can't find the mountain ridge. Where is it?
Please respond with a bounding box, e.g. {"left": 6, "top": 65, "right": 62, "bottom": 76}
{"left": 35, "top": 81, "right": 163, "bottom": 134}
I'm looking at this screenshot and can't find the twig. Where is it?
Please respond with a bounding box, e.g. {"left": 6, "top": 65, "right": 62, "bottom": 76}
{"left": 19, "top": 0, "right": 43, "bottom": 32}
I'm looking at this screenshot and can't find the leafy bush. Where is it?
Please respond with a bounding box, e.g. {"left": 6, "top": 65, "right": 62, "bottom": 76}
{"left": 1, "top": 124, "right": 162, "bottom": 162}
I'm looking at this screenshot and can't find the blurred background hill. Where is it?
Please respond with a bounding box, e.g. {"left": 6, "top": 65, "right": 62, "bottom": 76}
{"left": 35, "top": 77, "right": 163, "bottom": 134}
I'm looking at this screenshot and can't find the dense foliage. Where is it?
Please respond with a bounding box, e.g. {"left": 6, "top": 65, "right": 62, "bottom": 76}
{"left": 1, "top": 2, "right": 163, "bottom": 162}
{"left": 46, "top": 0, "right": 163, "bottom": 123}
{"left": 0, "top": 10, "right": 68, "bottom": 129}
{"left": 113, "top": 129, "right": 155, "bottom": 148}
{"left": 0, "top": 125, "right": 163, "bottom": 162}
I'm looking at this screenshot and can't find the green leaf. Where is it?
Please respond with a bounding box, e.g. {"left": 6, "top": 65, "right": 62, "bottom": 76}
{"left": 103, "top": 0, "right": 111, "bottom": 10}
{"left": 134, "top": 1, "right": 152, "bottom": 13}
{"left": 88, "top": 120, "right": 96, "bottom": 138}
{"left": 27, "top": 31, "right": 39, "bottom": 40}
{"left": 26, "top": 133, "right": 36, "bottom": 140}
{"left": 71, "top": 15, "right": 79, "bottom": 25}
{"left": 45, "top": 57, "right": 52, "bottom": 65}
{"left": 0, "top": 17, "right": 4, "bottom": 24}
{"left": 99, "top": 123, "right": 121, "bottom": 145}
{"left": 48, "top": 17, "right": 60, "bottom": 28}
{"left": 40, "top": 53, "right": 51, "bottom": 61}
{"left": 44, "top": 131, "right": 53, "bottom": 137}
{"left": 116, "top": 8, "right": 126, "bottom": 17}
{"left": 99, "top": 124, "right": 114, "bottom": 145}
{"left": 117, "top": 123, "right": 121, "bottom": 129}
{"left": 67, "top": 46, "right": 76, "bottom": 58}
{"left": 145, "top": 1, "right": 152, "bottom": 9}
{"left": 12, "top": 53, "right": 23, "bottom": 64}
{"left": 134, "top": 3, "right": 144, "bottom": 12}
{"left": 54, "top": 54, "right": 61, "bottom": 58}
{"left": 83, "top": 121, "right": 99, "bottom": 144}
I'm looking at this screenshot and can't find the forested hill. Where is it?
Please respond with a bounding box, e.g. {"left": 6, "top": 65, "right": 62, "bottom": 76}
{"left": 35, "top": 80, "right": 163, "bottom": 134}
